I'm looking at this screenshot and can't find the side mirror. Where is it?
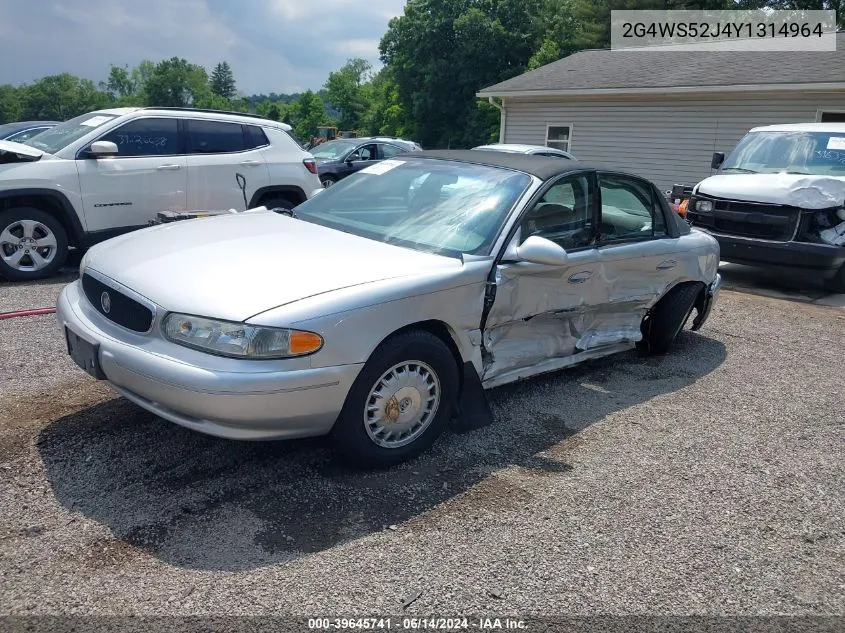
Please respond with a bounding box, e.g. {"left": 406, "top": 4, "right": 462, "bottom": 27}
{"left": 515, "top": 236, "right": 569, "bottom": 266}
{"left": 711, "top": 151, "right": 725, "bottom": 170}
{"left": 89, "top": 141, "right": 118, "bottom": 158}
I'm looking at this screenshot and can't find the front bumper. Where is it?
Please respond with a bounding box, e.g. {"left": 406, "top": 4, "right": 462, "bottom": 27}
{"left": 56, "top": 280, "right": 363, "bottom": 440}
{"left": 695, "top": 229, "right": 845, "bottom": 278}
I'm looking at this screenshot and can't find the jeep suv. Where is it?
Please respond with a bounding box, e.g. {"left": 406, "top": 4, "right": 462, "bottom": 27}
{"left": 0, "top": 107, "right": 321, "bottom": 280}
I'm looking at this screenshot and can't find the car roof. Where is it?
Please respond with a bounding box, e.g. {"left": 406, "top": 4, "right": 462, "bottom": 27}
{"left": 0, "top": 120, "right": 61, "bottom": 133}
{"left": 474, "top": 143, "right": 555, "bottom": 153}
{"left": 413, "top": 150, "right": 638, "bottom": 181}
{"left": 750, "top": 122, "right": 845, "bottom": 133}
{"left": 84, "top": 107, "right": 293, "bottom": 131}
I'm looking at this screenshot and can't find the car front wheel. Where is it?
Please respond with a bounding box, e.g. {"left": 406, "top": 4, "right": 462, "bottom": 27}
{"left": 331, "top": 330, "right": 459, "bottom": 468}
{"left": 0, "top": 207, "right": 69, "bottom": 281}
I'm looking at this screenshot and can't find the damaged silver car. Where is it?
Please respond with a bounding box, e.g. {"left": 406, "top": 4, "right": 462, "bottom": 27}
{"left": 57, "top": 151, "right": 721, "bottom": 467}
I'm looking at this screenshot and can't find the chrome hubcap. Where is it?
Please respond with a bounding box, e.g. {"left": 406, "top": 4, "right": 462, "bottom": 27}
{"left": 364, "top": 361, "right": 440, "bottom": 449}
{"left": 322, "top": 179, "right": 334, "bottom": 188}
{"left": 0, "top": 219, "right": 57, "bottom": 272}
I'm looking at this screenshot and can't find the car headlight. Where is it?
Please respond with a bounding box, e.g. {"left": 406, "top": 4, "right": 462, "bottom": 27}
{"left": 695, "top": 199, "right": 713, "bottom": 213}
{"left": 162, "top": 313, "right": 323, "bottom": 359}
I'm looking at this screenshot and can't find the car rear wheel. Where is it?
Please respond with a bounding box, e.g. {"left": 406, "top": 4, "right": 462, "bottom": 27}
{"left": 638, "top": 282, "right": 702, "bottom": 355}
{"left": 0, "top": 207, "right": 68, "bottom": 281}
{"left": 331, "top": 330, "right": 459, "bottom": 468}
{"left": 321, "top": 175, "right": 337, "bottom": 188}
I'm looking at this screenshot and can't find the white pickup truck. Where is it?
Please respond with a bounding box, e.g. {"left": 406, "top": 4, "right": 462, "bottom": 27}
{"left": 687, "top": 123, "right": 845, "bottom": 292}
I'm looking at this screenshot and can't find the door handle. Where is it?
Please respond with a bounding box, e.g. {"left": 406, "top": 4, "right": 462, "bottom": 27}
{"left": 656, "top": 260, "right": 677, "bottom": 270}
{"left": 156, "top": 164, "right": 181, "bottom": 171}
{"left": 240, "top": 160, "right": 262, "bottom": 166}
{"left": 568, "top": 271, "right": 593, "bottom": 284}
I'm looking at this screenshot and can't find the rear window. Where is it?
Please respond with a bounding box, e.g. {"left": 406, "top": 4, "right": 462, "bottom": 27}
{"left": 246, "top": 125, "right": 269, "bottom": 149}
{"left": 187, "top": 119, "right": 246, "bottom": 154}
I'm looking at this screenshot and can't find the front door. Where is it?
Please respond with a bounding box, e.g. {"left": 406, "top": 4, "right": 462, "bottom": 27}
{"left": 185, "top": 119, "right": 271, "bottom": 212}
{"left": 482, "top": 171, "right": 605, "bottom": 382}
{"left": 76, "top": 117, "right": 187, "bottom": 232}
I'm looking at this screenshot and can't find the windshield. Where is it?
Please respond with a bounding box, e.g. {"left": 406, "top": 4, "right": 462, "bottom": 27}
{"left": 23, "top": 112, "right": 117, "bottom": 154}
{"left": 310, "top": 140, "right": 358, "bottom": 160}
{"left": 293, "top": 158, "right": 532, "bottom": 256}
{"left": 721, "top": 131, "right": 845, "bottom": 176}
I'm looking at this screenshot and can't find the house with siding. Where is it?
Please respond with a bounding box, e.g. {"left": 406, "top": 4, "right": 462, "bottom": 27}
{"left": 477, "top": 35, "right": 845, "bottom": 191}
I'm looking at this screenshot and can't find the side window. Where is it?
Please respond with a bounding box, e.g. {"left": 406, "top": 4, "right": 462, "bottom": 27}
{"left": 599, "top": 173, "right": 667, "bottom": 242}
{"left": 519, "top": 174, "right": 595, "bottom": 250}
{"left": 7, "top": 127, "right": 49, "bottom": 143}
{"left": 100, "top": 118, "right": 179, "bottom": 157}
{"left": 359, "top": 144, "right": 378, "bottom": 161}
{"left": 245, "top": 125, "right": 269, "bottom": 149}
{"left": 381, "top": 144, "right": 403, "bottom": 159}
{"left": 187, "top": 120, "right": 246, "bottom": 154}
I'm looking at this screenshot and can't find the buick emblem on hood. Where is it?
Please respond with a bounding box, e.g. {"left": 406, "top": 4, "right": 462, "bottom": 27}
{"left": 100, "top": 291, "right": 111, "bottom": 314}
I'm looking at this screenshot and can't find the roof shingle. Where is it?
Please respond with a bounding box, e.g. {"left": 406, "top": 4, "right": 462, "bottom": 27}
{"left": 479, "top": 34, "right": 845, "bottom": 95}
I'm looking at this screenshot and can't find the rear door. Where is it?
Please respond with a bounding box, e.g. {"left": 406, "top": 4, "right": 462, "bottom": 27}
{"left": 76, "top": 116, "right": 187, "bottom": 232}
{"left": 185, "top": 119, "right": 271, "bottom": 211}
{"left": 482, "top": 171, "right": 605, "bottom": 382}
{"left": 595, "top": 172, "right": 677, "bottom": 339}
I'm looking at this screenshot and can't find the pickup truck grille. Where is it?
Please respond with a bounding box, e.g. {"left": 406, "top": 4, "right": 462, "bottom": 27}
{"left": 688, "top": 198, "right": 800, "bottom": 241}
{"left": 81, "top": 273, "right": 154, "bottom": 333}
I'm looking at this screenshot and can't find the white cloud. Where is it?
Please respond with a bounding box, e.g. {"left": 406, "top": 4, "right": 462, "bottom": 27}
{"left": 0, "top": 0, "right": 407, "bottom": 94}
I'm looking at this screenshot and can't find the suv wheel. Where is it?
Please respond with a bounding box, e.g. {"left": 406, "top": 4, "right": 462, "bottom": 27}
{"left": 261, "top": 197, "right": 294, "bottom": 212}
{"left": 0, "top": 207, "right": 69, "bottom": 281}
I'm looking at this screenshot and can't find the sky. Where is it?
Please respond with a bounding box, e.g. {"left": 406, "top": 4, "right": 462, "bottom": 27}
{"left": 0, "top": 0, "right": 408, "bottom": 95}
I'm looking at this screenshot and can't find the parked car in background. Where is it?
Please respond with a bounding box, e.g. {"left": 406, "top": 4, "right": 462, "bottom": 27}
{"left": 0, "top": 107, "right": 321, "bottom": 281}
{"left": 688, "top": 123, "right": 845, "bottom": 292}
{"left": 0, "top": 120, "right": 60, "bottom": 144}
{"left": 58, "top": 150, "right": 720, "bottom": 468}
{"left": 473, "top": 143, "right": 577, "bottom": 160}
{"left": 310, "top": 137, "right": 422, "bottom": 187}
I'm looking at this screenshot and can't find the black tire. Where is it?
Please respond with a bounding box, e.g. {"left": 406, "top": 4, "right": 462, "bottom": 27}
{"left": 331, "top": 330, "right": 459, "bottom": 468}
{"left": 321, "top": 175, "right": 337, "bottom": 188}
{"left": 260, "top": 197, "right": 295, "bottom": 212}
{"left": 638, "top": 282, "right": 702, "bottom": 356}
{"left": 0, "top": 207, "right": 69, "bottom": 281}
{"left": 823, "top": 264, "right": 845, "bottom": 294}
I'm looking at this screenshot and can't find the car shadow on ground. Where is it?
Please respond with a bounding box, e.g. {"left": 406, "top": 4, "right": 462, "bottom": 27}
{"left": 37, "top": 332, "right": 726, "bottom": 572}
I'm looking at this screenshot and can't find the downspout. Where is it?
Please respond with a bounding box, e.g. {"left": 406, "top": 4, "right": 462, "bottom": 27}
{"left": 487, "top": 97, "right": 506, "bottom": 144}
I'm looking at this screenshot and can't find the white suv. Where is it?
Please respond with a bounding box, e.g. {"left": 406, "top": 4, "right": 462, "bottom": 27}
{"left": 0, "top": 107, "right": 321, "bottom": 280}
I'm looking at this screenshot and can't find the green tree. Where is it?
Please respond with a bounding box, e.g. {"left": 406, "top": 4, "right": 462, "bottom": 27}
{"left": 380, "top": 0, "right": 544, "bottom": 148}
{"left": 144, "top": 57, "right": 209, "bottom": 107}
{"left": 210, "top": 61, "right": 237, "bottom": 100}
{"left": 0, "top": 84, "right": 23, "bottom": 124}
{"left": 19, "top": 74, "right": 112, "bottom": 120}
{"left": 102, "top": 64, "right": 137, "bottom": 99}
{"left": 292, "top": 90, "right": 327, "bottom": 141}
{"left": 324, "top": 57, "right": 371, "bottom": 130}
{"left": 360, "top": 68, "right": 409, "bottom": 137}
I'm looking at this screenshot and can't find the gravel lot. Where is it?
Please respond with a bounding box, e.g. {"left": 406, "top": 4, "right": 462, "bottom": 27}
{"left": 0, "top": 273, "right": 843, "bottom": 620}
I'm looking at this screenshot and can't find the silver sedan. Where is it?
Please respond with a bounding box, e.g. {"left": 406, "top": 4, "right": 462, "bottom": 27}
{"left": 57, "top": 150, "right": 721, "bottom": 467}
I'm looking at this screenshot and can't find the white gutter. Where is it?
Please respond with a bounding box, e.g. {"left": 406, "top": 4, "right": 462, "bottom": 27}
{"left": 487, "top": 97, "right": 506, "bottom": 144}
{"left": 477, "top": 81, "right": 845, "bottom": 99}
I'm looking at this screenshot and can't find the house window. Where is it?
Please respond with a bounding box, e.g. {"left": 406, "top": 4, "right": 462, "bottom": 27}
{"left": 817, "top": 110, "right": 845, "bottom": 123}
{"left": 546, "top": 124, "right": 572, "bottom": 152}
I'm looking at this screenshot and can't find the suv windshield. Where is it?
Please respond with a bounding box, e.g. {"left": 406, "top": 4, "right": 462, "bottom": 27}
{"left": 721, "top": 130, "right": 845, "bottom": 176}
{"left": 23, "top": 112, "right": 117, "bottom": 154}
{"left": 310, "top": 140, "right": 358, "bottom": 160}
{"left": 293, "top": 158, "right": 532, "bottom": 256}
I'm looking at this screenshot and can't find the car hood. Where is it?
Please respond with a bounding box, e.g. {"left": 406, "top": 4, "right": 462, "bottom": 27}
{"left": 696, "top": 173, "right": 845, "bottom": 209}
{"left": 0, "top": 140, "right": 44, "bottom": 162}
{"left": 85, "top": 211, "right": 462, "bottom": 322}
